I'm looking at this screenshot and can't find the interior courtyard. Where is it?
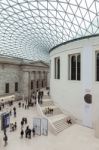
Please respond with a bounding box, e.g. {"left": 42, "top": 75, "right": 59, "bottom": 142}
{"left": 0, "top": 0, "right": 99, "bottom": 150}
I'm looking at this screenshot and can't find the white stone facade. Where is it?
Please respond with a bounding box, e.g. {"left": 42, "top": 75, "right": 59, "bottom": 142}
{"left": 50, "top": 35, "right": 99, "bottom": 128}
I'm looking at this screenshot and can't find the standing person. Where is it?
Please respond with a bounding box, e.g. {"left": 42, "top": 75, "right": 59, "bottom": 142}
{"left": 25, "top": 126, "right": 29, "bottom": 138}
{"left": 2, "top": 103, "right": 4, "bottom": 109}
{"left": 24, "top": 118, "right": 27, "bottom": 124}
{"left": 14, "top": 110, "right": 16, "bottom": 117}
{"left": 28, "top": 129, "right": 31, "bottom": 139}
{"left": 22, "top": 103, "right": 24, "bottom": 108}
{"left": 13, "top": 107, "right": 16, "bottom": 112}
{"left": 9, "top": 109, "right": 12, "bottom": 116}
{"left": 32, "top": 128, "right": 35, "bottom": 136}
{"left": 20, "top": 129, "right": 24, "bottom": 138}
{"left": 3, "top": 133, "right": 8, "bottom": 146}
{"left": 14, "top": 122, "right": 17, "bottom": 130}
{"left": 21, "top": 120, "right": 24, "bottom": 128}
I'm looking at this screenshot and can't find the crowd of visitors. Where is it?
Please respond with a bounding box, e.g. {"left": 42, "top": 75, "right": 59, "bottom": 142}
{"left": 44, "top": 107, "right": 53, "bottom": 115}
{"left": 0, "top": 88, "right": 50, "bottom": 146}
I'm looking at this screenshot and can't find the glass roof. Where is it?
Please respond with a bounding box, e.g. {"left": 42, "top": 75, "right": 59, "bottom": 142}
{"left": 0, "top": 0, "right": 99, "bottom": 62}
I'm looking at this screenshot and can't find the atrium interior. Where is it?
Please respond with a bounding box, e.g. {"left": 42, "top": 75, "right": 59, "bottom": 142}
{"left": 0, "top": 0, "right": 99, "bottom": 150}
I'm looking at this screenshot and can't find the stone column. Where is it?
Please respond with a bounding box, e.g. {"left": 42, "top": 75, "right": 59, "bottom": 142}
{"left": 45, "top": 71, "right": 47, "bottom": 87}
{"left": 46, "top": 71, "right": 49, "bottom": 87}
{"left": 39, "top": 71, "right": 42, "bottom": 89}
{"left": 22, "top": 71, "right": 29, "bottom": 99}
{"left": 28, "top": 71, "right": 31, "bottom": 101}
{"left": 33, "top": 71, "right": 36, "bottom": 91}
{"left": 43, "top": 71, "right": 45, "bottom": 87}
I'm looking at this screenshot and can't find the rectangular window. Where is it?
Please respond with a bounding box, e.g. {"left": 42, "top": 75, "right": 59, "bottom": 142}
{"left": 31, "top": 80, "right": 33, "bottom": 89}
{"left": 54, "top": 57, "right": 60, "bottom": 79}
{"left": 5, "top": 83, "right": 9, "bottom": 93}
{"left": 15, "top": 82, "right": 18, "bottom": 92}
{"left": 69, "top": 54, "right": 81, "bottom": 80}
{"left": 96, "top": 52, "right": 99, "bottom": 81}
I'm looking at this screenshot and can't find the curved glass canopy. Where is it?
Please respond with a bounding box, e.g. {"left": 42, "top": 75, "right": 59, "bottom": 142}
{"left": 0, "top": 0, "right": 99, "bottom": 62}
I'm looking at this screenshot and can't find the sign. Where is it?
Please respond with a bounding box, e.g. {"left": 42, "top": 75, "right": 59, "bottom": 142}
{"left": 1, "top": 112, "right": 10, "bottom": 130}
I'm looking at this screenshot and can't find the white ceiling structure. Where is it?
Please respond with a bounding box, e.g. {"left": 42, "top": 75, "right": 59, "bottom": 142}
{"left": 0, "top": 0, "right": 99, "bottom": 62}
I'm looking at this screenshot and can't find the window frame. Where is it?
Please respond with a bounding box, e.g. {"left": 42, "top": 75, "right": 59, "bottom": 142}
{"left": 5, "top": 83, "right": 9, "bottom": 93}
{"left": 54, "top": 57, "right": 60, "bottom": 79}
{"left": 96, "top": 51, "right": 99, "bottom": 81}
{"left": 68, "top": 53, "right": 81, "bottom": 81}
{"left": 15, "top": 82, "right": 18, "bottom": 92}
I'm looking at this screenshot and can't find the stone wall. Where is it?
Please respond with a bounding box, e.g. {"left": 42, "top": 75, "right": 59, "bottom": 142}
{"left": 0, "top": 58, "right": 49, "bottom": 101}
{"left": 0, "top": 64, "right": 22, "bottom": 96}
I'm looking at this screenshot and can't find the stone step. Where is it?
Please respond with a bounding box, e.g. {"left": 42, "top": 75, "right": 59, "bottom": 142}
{"left": 54, "top": 121, "right": 68, "bottom": 127}
{"left": 43, "top": 95, "right": 50, "bottom": 99}
{"left": 53, "top": 118, "right": 65, "bottom": 125}
{"left": 56, "top": 125, "right": 69, "bottom": 133}
{"left": 53, "top": 118, "right": 72, "bottom": 133}
{"left": 55, "top": 123, "right": 70, "bottom": 130}
{"left": 40, "top": 100, "right": 54, "bottom": 107}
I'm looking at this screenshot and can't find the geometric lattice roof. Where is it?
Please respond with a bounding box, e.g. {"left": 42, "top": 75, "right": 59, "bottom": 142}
{"left": 0, "top": 0, "right": 99, "bottom": 62}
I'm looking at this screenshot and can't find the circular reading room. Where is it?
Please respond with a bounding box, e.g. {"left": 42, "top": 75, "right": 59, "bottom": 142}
{"left": 0, "top": 1, "right": 99, "bottom": 150}
{"left": 50, "top": 35, "right": 99, "bottom": 128}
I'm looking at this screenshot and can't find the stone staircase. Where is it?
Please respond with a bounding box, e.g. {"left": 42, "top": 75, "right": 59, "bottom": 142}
{"left": 53, "top": 118, "right": 72, "bottom": 134}
{"left": 38, "top": 90, "right": 75, "bottom": 134}
{"left": 40, "top": 100, "right": 54, "bottom": 107}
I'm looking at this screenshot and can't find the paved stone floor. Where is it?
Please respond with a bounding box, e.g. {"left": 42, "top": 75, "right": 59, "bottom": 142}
{"left": 0, "top": 101, "right": 99, "bottom": 150}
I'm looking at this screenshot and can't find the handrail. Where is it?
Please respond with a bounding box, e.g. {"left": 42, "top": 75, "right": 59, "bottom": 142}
{"left": 36, "top": 103, "right": 57, "bottom": 135}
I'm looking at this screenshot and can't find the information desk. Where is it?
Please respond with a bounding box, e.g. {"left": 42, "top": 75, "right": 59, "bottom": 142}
{"left": 0, "top": 95, "right": 15, "bottom": 104}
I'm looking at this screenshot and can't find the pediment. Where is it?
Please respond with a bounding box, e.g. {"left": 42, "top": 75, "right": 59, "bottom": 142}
{"left": 30, "top": 61, "right": 49, "bottom": 68}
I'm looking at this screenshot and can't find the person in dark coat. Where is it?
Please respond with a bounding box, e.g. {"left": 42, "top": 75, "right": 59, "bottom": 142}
{"left": 14, "top": 111, "right": 16, "bottom": 117}
{"left": 21, "top": 120, "right": 24, "bottom": 128}
{"left": 28, "top": 129, "right": 31, "bottom": 139}
{"left": 32, "top": 128, "right": 35, "bottom": 136}
{"left": 20, "top": 129, "right": 24, "bottom": 138}
{"left": 25, "top": 126, "right": 29, "bottom": 138}
{"left": 14, "top": 122, "right": 17, "bottom": 130}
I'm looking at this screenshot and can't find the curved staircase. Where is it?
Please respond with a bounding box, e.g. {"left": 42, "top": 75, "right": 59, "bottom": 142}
{"left": 37, "top": 89, "right": 75, "bottom": 134}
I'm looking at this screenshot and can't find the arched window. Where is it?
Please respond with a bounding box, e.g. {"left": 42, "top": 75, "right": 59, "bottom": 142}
{"left": 96, "top": 53, "right": 99, "bottom": 81}
{"left": 71, "top": 56, "right": 76, "bottom": 80}
{"left": 54, "top": 57, "right": 60, "bottom": 79}
{"left": 69, "top": 53, "right": 81, "bottom": 80}
{"left": 77, "top": 55, "right": 80, "bottom": 80}
{"left": 57, "top": 58, "right": 60, "bottom": 79}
